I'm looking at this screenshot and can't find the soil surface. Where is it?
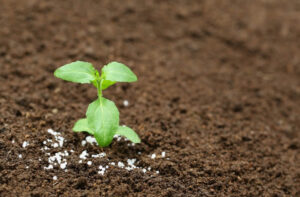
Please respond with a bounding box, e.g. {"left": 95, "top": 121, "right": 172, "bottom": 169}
{"left": 0, "top": 0, "right": 300, "bottom": 196}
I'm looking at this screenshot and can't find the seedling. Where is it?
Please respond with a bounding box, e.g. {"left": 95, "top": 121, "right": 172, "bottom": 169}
{"left": 54, "top": 61, "right": 140, "bottom": 147}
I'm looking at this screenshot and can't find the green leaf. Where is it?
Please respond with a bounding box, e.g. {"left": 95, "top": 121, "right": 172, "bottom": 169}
{"left": 116, "top": 126, "right": 141, "bottom": 143}
{"left": 101, "top": 80, "right": 116, "bottom": 90}
{"left": 54, "top": 61, "right": 97, "bottom": 84}
{"left": 86, "top": 97, "right": 119, "bottom": 147}
{"left": 72, "top": 118, "right": 94, "bottom": 135}
{"left": 102, "top": 61, "right": 137, "bottom": 82}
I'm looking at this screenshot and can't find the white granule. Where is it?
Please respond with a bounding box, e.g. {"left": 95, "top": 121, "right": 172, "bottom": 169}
{"left": 57, "top": 136, "right": 64, "bottom": 147}
{"left": 147, "top": 167, "right": 151, "bottom": 171}
{"left": 60, "top": 162, "right": 67, "bottom": 169}
{"left": 64, "top": 150, "right": 69, "bottom": 156}
{"left": 91, "top": 152, "right": 106, "bottom": 158}
{"left": 142, "top": 169, "right": 147, "bottom": 173}
{"left": 117, "top": 161, "right": 125, "bottom": 168}
{"left": 22, "top": 141, "right": 29, "bottom": 148}
{"left": 138, "top": 152, "right": 141, "bottom": 155}
{"left": 79, "top": 150, "right": 89, "bottom": 160}
{"left": 18, "top": 154, "right": 22, "bottom": 159}
{"left": 47, "top": 129, "right": 59, "bottom": 136}
{"left": 127, "top": 159, "right": 136, "bottom": 166}
{"left": 151, "top": 153, "right": 156, "bottom": 159}
{"left": 128, "top": 143, "right": 135, "bottom": 147}
{"left": 43, "top": 146, "right": 49, "bottom": 150}
{"left": 26, "top": 166, "right": 29, "bottom": 169}
{"left": 52, "top": 143, "right": 59, "bottom": 148}
{"left": 161, "top": 152, "right": 166, "bottom": 158}
{"left": 98, "top": 165, "right": 106, "bottom": 175}
{"left": 110, "top": 162, "right": 115, "bottom": 166}
{"left": 81, "top": 140, "right": 87, "bottom": 146}
{"left": 12, "top": 140, "right": 15, "bottom": 144}
{"left": 123, "top": 100, "right": 129, "bottom": 107}
{"left": 114, "top": 135, "right": 122, "bottom": 141}
{"left": 43, "top": 141, "right": 47, "bottom": 145}
{"left": 87, "top": 161, "right": 92, "bottom": 166}
{"left": 156, "top": 171, "right": 159, "bottom": 174}
{"left": 70, "top": 150, "right": 74, "bottom": 153}
{"left": 79, "top": 160, "right": 82, "bottom": 164}
{"left": 47, "top": 129, "right": 64, "bottom": 147}
{"left": 53, "top": 176, "right": 57, "bottom": 181}
{"left": 86, "top": 136, "right": 97, "bottom": 145}
{"left": 125, "top": 159, "right": 137, "bottom": 171}
{"left": 44, "top": 164, "right": 53, "bottom": 170}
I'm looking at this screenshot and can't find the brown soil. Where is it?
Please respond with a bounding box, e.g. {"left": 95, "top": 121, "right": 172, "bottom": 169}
{"left": 0, "top": 0, "right": 300, "bottom": 196}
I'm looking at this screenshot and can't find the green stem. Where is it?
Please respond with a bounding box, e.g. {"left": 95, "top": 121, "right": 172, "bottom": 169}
{"left": 97, "top": 78, "right": 103, "bottom": 101}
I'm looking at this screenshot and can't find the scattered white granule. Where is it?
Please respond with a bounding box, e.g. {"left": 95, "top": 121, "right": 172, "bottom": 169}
{"left": 79, "top": 160, "right": 82, "bottom": 164}
{"left": 39, "top": 158, "right": 42, "bottom": 161}
{"left": 81, "top": 140, "right": 87, "bottom": 146}
{"left": 114, "top": 135, "right": 122, "bottom": 141}
{"left": 127, "top": 159, "right": 136, "bottom": 166}
{"left": 142, "top": 169, "right": 147, "bottom": 173}
{"left": 118, "top": 161, "right": 125, "bottom": 168}
{"left": 12, "top": 140, "right": 15, "bottom": 144}
{"left": 43, "top": 141, "right": 47, "bottom": 145}
{"left": 91, "top": 152, "right": 106, "bottom": 158}
{"left": 46, "top": 151, "right": 69, "bottom": 169}
{"left": 64, "top": 150, "right": 69, "bottom": 156}
{"left": 151, "top": 154, "right": 156, "bottom": 159}
{"left": 125, "top": 159, "right": 137, "bottom": 171}
{"left": 138, "top": 152, "right": 141, "bottom": 155}
{"left": 22, "top": 141, "right": 29, "bottom": 148}
{"left": 44, "top": 164, "right": 53, "bottom": 170}
{"left": 123, "top": 100, "right": 129, "bottom": 107}
{"left": 86, "top": 136, "right": 97, "bottom": 145}
{"left": 47, "top": 129, "right": 59, "bottom": 136}
{"left": 79, "top": 150, "right": 88, "bottom": 160}
{"left": 70, "top": 150, "right": 74, "bottom": 153}
{"left": 98, "top": 165, "right": 106, "bottom": 175}
{"left": 57, "top": 136, "right": 64, "bottom": 147}
{"left": 60, "top": 162, "right": 67, "bottom": 169}
{"left": 18, "top": 154, "right": 22, "bottom": 159}
{"left": 110, "top": 162, "right": 115, "bottom": 166}
{"left": 147, "top": 167, "right": 151, "bottom": 171}
{"left": 26, "top": 166, "right": 29, "bottom": 169}
{"left": 53, "top": 176, "right": 57, "bottom": 181}
{"left": 47, "top": 129, "right": 64, "bottom": 147}
{"left": 44, "top": 146, "right": 49, "bottom": 150}
{"left": 161, "top": 152, "right": 166, "bottom": 158}
{"left": 156, "top": 171, "right": 159, "bottom": 174}
{"left": 87, "top": 161, "right": 92, "bottom": 166}
{"left": 52, "top": 143, "right": 59, "bottom": 148}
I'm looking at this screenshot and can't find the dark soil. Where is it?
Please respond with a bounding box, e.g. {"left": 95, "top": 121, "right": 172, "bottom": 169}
{"left": 0, "top": 0, "right": 300, "bottom": 196}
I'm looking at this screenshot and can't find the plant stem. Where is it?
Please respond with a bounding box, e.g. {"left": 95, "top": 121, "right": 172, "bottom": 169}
{"left": 97, "top": 78, "right": 103, "bottom": 101}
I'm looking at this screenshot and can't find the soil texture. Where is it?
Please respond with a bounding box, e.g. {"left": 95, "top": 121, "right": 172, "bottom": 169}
{"left": 0, "top": 0, "right": 300, "bottom": 196}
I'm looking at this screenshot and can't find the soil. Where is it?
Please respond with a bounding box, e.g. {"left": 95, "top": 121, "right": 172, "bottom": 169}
{"left": 0, "top": 0, "right": 299, "bottom": 196}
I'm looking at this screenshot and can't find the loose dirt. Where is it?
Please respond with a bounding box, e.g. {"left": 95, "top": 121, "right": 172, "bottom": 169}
{"left": 0, "top": 0, "right": 299, "bottom": 196}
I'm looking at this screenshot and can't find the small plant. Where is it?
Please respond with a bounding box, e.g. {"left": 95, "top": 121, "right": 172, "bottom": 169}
{"left": 54, "top": 61, "right": 140, "bottom": 147}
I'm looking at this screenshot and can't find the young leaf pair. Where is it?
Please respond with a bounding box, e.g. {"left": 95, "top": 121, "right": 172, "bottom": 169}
{"left": 54, "top": 61, "right": 140, "bottom": 147}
